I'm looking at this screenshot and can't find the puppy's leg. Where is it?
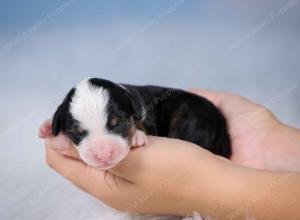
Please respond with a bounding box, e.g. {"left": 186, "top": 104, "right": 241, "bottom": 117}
{"left": 38, "top": 119, "right": 52, "bottom": 138}
{"left": 39, "top": 119, "right": 71, "bottom": 151}
{"left": 131, "top": 129, "right": 148, "bottom": 147}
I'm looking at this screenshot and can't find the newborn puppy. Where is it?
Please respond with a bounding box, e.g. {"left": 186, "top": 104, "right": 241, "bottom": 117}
{"left": 40, "top": 78, "right": 231, "bottom": 169}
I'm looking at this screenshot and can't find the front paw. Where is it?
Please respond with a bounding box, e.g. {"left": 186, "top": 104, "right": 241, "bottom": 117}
{"left": 131, "top": 129, "right": 148, "bottom": 147}
{"left": 39, "top": 119, "right": 52, "bottom": 138}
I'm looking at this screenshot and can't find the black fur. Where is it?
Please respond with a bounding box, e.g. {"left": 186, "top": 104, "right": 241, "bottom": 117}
{"left": 123, "top": 85, "right": 231, "bottom": 157}
{"left": 52, "top": 88, "right": 89, "bottom": 145}
{"left": 52, "top": 88, "right": 75, "bottom": 136}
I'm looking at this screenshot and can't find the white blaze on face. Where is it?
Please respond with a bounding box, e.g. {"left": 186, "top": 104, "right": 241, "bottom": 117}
{"left": 69, "top": 79, "right": 129, "bottom": 169}
{"left": 70, "top": 79, "right": 109, "bottom": 132}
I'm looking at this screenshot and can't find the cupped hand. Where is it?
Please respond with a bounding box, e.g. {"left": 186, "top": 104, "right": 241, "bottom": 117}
{"left": 42, "top": 89, "right": 300, "bottom": 217}
{"left": 45, "top": 135, "right": 232, "bottom": 216}
{"left": 189, "top": 89, "right": 281, "bottom": 169}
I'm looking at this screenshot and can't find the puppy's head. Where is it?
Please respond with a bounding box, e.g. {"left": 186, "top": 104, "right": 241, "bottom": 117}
{"left": 52, "top": 78, "right": 142, "bottom": 169}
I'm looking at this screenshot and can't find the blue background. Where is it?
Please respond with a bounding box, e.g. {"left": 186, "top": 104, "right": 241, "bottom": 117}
{"left": 0, "top": 1, "right": 299, "bottom": 219}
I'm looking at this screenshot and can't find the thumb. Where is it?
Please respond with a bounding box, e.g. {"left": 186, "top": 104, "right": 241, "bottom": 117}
{"left": 110, "top": 136, "right": 180, "bottom": 181}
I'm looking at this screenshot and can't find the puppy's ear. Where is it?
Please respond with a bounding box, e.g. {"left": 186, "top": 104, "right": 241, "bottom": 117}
{"left": 124, "top": 90, "right": 143, "bottom": 121}
{"left": 52, "top": 104, "right": 65, "bottom": 136}
{"left": 130, "top": 95, "right": 143, "bottom": 121}
{"left": 52, "top": 88, "right": 75, "bottom": 136}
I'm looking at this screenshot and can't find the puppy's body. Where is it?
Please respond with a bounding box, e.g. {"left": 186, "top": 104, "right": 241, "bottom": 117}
{"left": 122, "top": 84, "right": 231, "bottom": 157}
{"left": 40, "top": 78, "right": 231, "bottom": 169}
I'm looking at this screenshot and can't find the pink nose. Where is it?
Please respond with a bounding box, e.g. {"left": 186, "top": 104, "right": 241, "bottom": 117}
{"left": 85, "top": 148, "right": 114, "bottom": 164}
{"left": 95, "top": 148, "right": 113, "bottom": 161}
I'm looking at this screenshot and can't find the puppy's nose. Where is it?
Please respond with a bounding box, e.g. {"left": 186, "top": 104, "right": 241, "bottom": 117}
{"left": 86, "top": 148, "right": 114, "bottom": 163}
{"left": 95, "top": 148, "right": 113, "bottom": 161}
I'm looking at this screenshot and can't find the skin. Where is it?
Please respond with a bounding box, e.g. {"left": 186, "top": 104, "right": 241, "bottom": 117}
{"left": 42, "top": 89, "right": 300, "bottom": 219}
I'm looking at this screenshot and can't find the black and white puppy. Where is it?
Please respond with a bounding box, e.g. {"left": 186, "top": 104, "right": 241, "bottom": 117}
{"left": 39, "top": 78, "right": 231, "bottom": 169}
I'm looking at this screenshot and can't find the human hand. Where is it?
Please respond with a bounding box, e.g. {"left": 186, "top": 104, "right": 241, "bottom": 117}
{"left": 43, "top": 89, "right": 300, "bottom": 218}
{"left": 190, "top": 89, "right": 300, "bottom": 171}
{"left": 45, "top": 135, "right": 300, "bottom": 220}
{"left": 45, "top": 135, "right": 233, "bottom": 217}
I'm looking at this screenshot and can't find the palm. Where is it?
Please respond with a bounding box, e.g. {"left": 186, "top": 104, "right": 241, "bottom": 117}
{"left": 190, "top": 90, "right": 280, "bottom": 169}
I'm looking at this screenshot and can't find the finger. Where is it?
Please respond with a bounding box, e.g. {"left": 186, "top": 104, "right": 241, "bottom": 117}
{"left": 46, "top": 134, "right": 80, "bottom": 159}
{"left": 60, "top": 145, "right": 80, "bottom": 159}
{"left": 45, "top": 144, "right": 127, "bottom": 199}
{"left": 111, "top": 136, "right": 219, "bottom": 181}
{"left": 46, "top": 133, "right": 72, "bottom": 151}
{"left": 188, "top": 88, "right": 223, "bottom": 106}
{"left": 110, "top": 140, "right": 149, "bottom": 180}
{"left": 215, "top": 155, "right": 232, "bottom": 164}
{"left": 110, "top": 136, "right": 177, "bottom": 180}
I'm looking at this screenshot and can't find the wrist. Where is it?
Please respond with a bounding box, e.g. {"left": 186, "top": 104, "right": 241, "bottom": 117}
{"left": 184, "top": 158, "right": 300, "bottom": 220}
{"left": 181, "top": 153, "right": 239, "bottom": 217}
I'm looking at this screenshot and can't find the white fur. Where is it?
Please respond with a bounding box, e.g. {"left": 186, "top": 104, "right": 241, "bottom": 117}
{"left": 70, "top": 79, "right": 109, "bottom": 132}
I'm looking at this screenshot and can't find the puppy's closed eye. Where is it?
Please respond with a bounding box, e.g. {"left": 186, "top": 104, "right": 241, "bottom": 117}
{"left": 109, "top": 116, "right": 120, "bottom": 127}
{"left": 72, "top": 127, "right": 87, "bottom": 136}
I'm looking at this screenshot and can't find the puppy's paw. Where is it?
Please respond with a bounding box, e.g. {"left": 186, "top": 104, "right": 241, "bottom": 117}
{"left": 131, "top": 129, "right": 148, "bottom": 147}
{"left": 39, "top": 119, "right": 52, "bottom": 138}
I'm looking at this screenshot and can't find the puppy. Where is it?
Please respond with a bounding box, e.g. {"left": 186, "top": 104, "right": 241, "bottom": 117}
{"left": 39, "top": 78, "right": 231, "bottom": 169}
